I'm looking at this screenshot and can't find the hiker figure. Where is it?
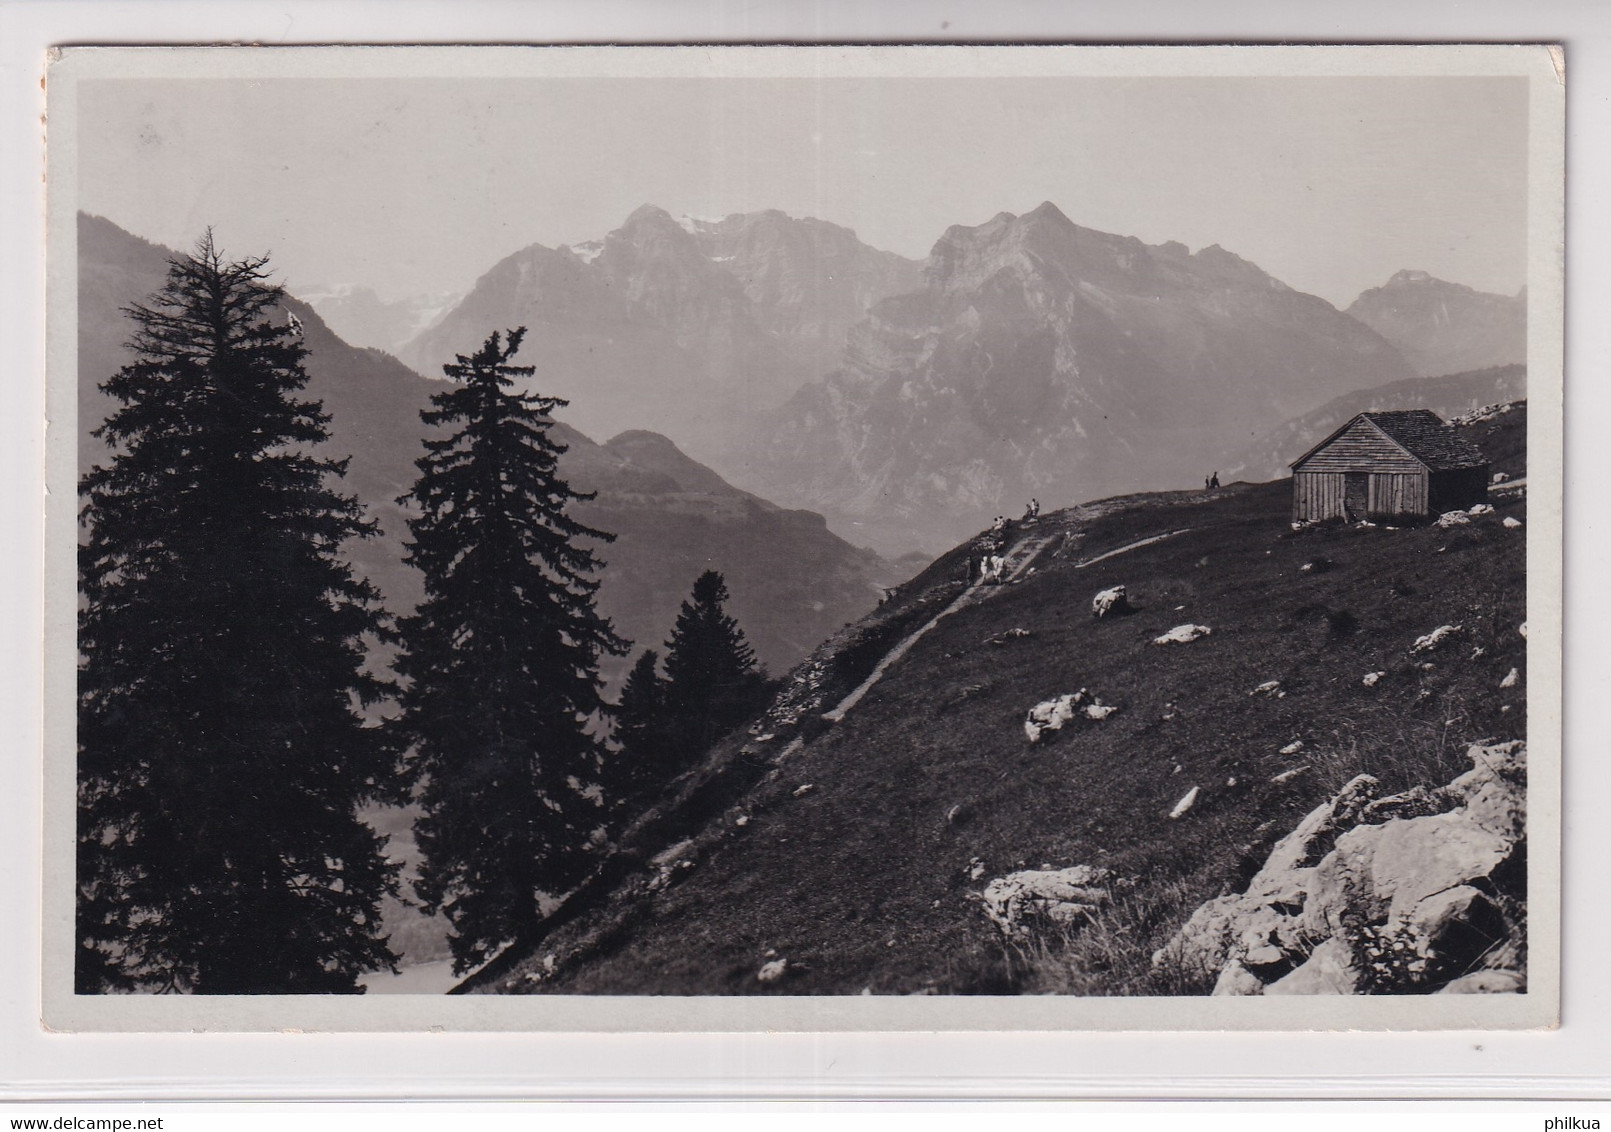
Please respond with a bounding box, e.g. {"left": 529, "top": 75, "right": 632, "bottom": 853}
{"left": 1204, "top": 475, "right": 1212, "bottom": 492}
{"left": 1210, "top": 472, "right": 1220, "bottom": 489}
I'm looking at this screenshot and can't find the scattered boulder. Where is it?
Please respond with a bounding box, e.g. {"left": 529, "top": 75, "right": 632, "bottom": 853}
{"left": 1153, "top": 624, "right": 1212, "bottom": 646}
{"left": 1436, "top": 511, "right": 1471, "bottom": 528}
{"left": 1502, "top": 516, "right": 1522, "bottom": 529}
{"left": 1092, "top": 586, "right": 1131, "bottom": 619}
{"left": 1467, "top": 503, "right": 1495, "bottom": 516}
{"left": 1500, "top": 667, "right": 1519, "bottom": 688}
{"left": 1270, "top": 765, "right": 1309, "bottom": 785}
{"left": 1024, "top": 694, "right": 1078, "bottom": 742}
{"left": 1362, "top": 671, "right": 1385, "bottom": 687}
{"left": 1157, "top": 741, "right": 1527, "bottom": 995}
{"left": 1251, "top": 680, "right": 1285, "bottom": 698}
{"left": 984, "top": 627, "right": 1033, "bottom": 646}
{"left": 1023, "top": 689, "right": 1116, "bottom": 741}
{"left": 756, "top": 958, "right": 789, "bottom": 983}
{"left": 981, "top": 865, "right": 1113, "bottom": 938}
{"left": 791, "top": 783, "right": 816, "bottom": 798}
{"left": 1410, "top": 624, "right": 1463, "bottom": 654}
{"left": 1169, "top": 786, "right": 1201, "bottom": 820}
{"left": 1279, "top": 740, "right": 1304, "bottom": 755}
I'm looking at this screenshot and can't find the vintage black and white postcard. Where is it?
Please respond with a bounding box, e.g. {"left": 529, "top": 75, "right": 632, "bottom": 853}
{"left": 42, "top": 44, "right": 1564, "bottom": 1032}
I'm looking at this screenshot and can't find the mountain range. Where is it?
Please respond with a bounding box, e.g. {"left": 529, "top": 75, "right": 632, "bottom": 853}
{"left": 391, "top": 201, "right": 1523, "bottom": 556}
{"left": 395, "top": 205, "right": 921, "bottom": 471}
{"left": 76, "top": 213, "right": 900, "bottom": 683}
{"left": 743, "top": 203, "right": 1418, "bottom": 551}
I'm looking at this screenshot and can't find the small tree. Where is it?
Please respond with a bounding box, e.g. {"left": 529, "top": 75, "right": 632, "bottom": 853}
{"left": 77, "top": 232, "right": 399, "bottom": 994}
{"left": 396, "top": 328, "right": 626, "bottom": 973}
{"left": 660, "top": 571, "right": 770, "bottom": 768}
{"left": 603, "top": 649, "right": 672, "bottom": 816}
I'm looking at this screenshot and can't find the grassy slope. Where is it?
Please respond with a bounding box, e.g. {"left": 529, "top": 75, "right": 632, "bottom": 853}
{"left": 471, "top": 406, "right": 1527, "bottom": 996}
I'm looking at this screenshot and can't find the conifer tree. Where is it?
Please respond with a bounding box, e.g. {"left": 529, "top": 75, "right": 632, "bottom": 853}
{"left": 660, "top": 571, "right": 769, "bottom": 766}
{"left": 77, "top": 233, "right": 399, "bottom": 994}
{"left": 604, "top": 648, "right": 671, "bottom": 814}
{"left": 395, "top": 328, "right": 625, "bottom": 973}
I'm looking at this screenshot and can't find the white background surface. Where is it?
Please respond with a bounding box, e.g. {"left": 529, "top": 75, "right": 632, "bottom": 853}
{"left": 2, "top": 0, "right": 1606, "bottom": 1103}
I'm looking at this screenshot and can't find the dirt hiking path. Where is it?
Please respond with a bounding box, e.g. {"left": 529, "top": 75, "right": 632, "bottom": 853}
{"left": 822, "top": 529, "right": 1054, "bottom": 723}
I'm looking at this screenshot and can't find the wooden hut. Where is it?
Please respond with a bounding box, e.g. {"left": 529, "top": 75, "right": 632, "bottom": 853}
{"left": 1290, "top": 410, "right": 1489, "bottom": 523}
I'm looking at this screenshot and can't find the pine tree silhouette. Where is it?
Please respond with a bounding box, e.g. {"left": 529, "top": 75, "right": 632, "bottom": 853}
{"left": 77, "top": 232, "right": 400, "bottom": 994}
{"left": 396, "top": 327, "right": 626, "bottom": 974}
{"left": 660, "top": 571, "right": 769, "bottom": 769}
{"left": 604, "top": 648, "right": 671, "bottom": 816}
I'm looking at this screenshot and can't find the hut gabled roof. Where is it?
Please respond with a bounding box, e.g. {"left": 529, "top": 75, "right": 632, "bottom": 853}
{"left": 1291, "top": 409, "right": 1488, "bottom": 472}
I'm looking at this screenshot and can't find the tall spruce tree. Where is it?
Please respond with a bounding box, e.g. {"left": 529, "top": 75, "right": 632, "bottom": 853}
{"left": 77, "top": 233, "right": 400, "bottom": 994}
{"left": 395, "top": 328, "right": 625, "bottom": 973}
{"left": 660, "top": 571, "right": 769, "bottom": 767}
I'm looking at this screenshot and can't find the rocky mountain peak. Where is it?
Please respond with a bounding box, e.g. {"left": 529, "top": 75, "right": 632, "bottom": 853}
{"left": 1388, "top": 268, "right": 1437, "bottom": 286}
{"left": 1347, "top": 270, "right": 1526, "bottom": 378}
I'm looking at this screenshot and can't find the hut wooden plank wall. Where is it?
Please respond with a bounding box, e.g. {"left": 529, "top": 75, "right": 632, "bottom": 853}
{"left": 1290, "top": 410, "right": 1488, "bottom": 523}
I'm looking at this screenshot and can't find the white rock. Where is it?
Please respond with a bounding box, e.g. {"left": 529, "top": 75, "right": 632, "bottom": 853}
{"left": 1467, "top": 503, "right": 1494, "bottom": 516}
{"left": 968, "top": 857, "right": 987, "bottom": 881}
{"left": 1436, "top": 511, "right": 1471, "bottom": 528}
{"left": 1410, "top": 625, "right": 1463, "bottom": 654}
{"left": 1492, "top": 471, "right": 1510, "bottom": 483}
{"left": 1502, "top": 516, "right": 1522, "bottom": 529}
{"left": 1251, "top": 680, "right": 1282, "bottom": 697}
{"left": 1091, "top": 586, "right": 1129, "bottom": 619}
{"left": 1169, "top": 786, "right": 1201, "bottom": 820}
{"left": 792, "top": 783, "right": 815, "bottom": 798}
{"left": 757, "top": 959, "right": 788, "bottom": 983}
{"left": 1271, "top": 765, "right": 1310, "bottom": 785}
{"left": 1518, "top": 621, "right": 1528, "bottom": 639}
{"left": 1154, "top": 624, "right": 1212, "bottom": 646}
{"left": 1084, "top": 703, "right": 1119, "bottom": 721}
{"left": 1500, "top": 668, "right": 1519, "bottom": 688}
{"left": 1280, "top": 740, "right": 1304, "bottom": 755}
{"left": 1363, "top": 671, "right": 1385, "bottom": 687}
{"left": 735, "top": 815, "right": 750, "bottom": 827}
{"left": 1024, "top": 691, "right": 1082, "bottom": 742}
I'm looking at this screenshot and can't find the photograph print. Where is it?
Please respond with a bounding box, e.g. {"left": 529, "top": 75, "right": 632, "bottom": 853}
{"left": 44, "top": 44, "right": 1562, "bottom": 1031}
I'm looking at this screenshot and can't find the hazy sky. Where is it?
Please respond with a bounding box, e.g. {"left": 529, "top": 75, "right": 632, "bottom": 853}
{"left": 76, "top": 74, "right": 1528, "bottom": 308}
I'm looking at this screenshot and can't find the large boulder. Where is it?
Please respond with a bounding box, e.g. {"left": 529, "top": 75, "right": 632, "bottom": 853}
{"left": 1156, "top": 741, "right": 1527, "bottom": 995}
